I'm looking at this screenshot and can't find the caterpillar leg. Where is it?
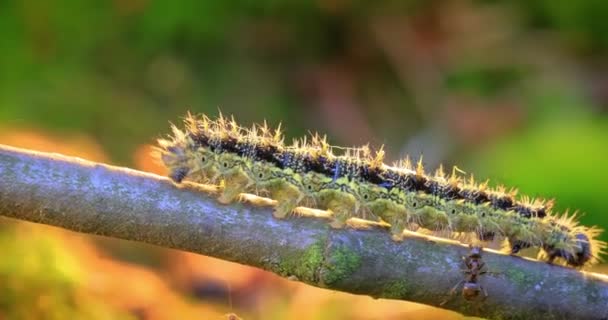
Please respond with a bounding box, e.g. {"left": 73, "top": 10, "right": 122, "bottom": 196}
{"left": 328, "top": 206, "right": 356, "bottom": 229}
{"left": 273, "top": 201, "right": 295, "bottom": 219}
{"left": 416, "top": 206, "right": 450, "bottom": 232}
{"left": 272, "top": 196, "right": 303, "bottom": 219}
{"left": 329, "top": 210, "right": 347, "bottom": 229}
{"left": 218, "top": 172, "right": 253, "bottom": 204}
{"left": 238, "top": 193, "right": 275, "bottom": 207}
{"left": 542, "top": 250, "right": 558, "bottom": 265}
{"left": 326, "top": 193, "right": 358, "bottom": 229}
{"left": 391, "top": 233, "right": 405, "bottom": 242}
{"left": 477, "top": 231, "right": 495, "bottom": 242}
{"left": 508, "top": 239, "right": 531, "bottom": 255}
{"left": 389, "top": 220, "right": 406, "bottom": 242}
{"left": 218, "top": 185, "right": 246, "bottom": 204}
{"left": 344, "top": 218, "right": 375, "bottom": 230}
{"left": 269, "top": 183, "right": 304, "bottom": 219}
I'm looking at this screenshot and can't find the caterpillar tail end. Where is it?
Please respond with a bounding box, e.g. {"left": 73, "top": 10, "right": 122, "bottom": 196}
{"left": 567, "top": 231, "right": 606, "bottom": 267}
{"left": 543, "top": 230, "right": 606, "bottom": 268}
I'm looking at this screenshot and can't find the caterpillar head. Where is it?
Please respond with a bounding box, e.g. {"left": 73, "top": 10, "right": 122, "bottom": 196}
{"left": 157, "top": 142, "right": 192, "bottom": 183}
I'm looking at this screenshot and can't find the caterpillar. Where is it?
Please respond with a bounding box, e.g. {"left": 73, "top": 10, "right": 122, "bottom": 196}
{"left": 155, "top": 112, "right": 606, "bottom": 268}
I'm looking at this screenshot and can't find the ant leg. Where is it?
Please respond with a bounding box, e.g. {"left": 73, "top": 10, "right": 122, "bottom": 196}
{"left": 440, "top": 280, "right": 463, "bottom": 307}
{"left": 448, "top": 280, "right": 465, "bottom": 295}
{"left": 481, "top": 285, "right": 489, "bottom": 301}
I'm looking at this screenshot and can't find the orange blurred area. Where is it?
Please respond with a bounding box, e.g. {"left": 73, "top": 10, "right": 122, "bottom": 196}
{"left": 0, "top": 129, "right": 469, "bottom": 320}
{"left": 133, "top": 144, "right": 167, "bottom": 177}
{"left": 0, "top": 128, "right": 109, "bottom": 163}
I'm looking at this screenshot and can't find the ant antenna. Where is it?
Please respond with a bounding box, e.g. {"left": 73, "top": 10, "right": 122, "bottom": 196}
{"left": 227, "top": 281, "right": 233, "bottom": 312}
{"left": 222, "top": 280, "right": 242, "bottom": 320}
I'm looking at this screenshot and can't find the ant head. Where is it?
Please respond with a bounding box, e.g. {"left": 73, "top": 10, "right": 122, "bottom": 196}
{"left": 468, "top": 245, "right": 483, "bottom": 258}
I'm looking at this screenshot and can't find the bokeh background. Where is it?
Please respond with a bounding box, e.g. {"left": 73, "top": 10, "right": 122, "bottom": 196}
{"left": 1, "top": 1, "right": 607, "bottom": 319}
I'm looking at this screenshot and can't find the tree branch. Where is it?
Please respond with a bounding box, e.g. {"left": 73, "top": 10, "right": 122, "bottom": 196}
{"left": 0, "top": 144, "right": 607, "bottom": 320}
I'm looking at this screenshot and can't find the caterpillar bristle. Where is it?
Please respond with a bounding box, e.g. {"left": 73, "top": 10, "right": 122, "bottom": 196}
{"left": 370, "top": 146, "right": 385, "bottom": 169}
{"left": 415, "top": 157, "right": 425, "bottom": 177}
{"left": 434, "top": 165, "right": 446, "bottom": 180}
{"left": 586, "top": 227, "right": 607, "bottom": 265}
{"left": 156, "top": 112, "right": 605, "bottom": 268}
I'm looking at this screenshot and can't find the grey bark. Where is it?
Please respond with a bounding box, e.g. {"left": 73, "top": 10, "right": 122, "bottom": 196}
{"left": 0, "top": 144, "right": 607, "bottom": 320}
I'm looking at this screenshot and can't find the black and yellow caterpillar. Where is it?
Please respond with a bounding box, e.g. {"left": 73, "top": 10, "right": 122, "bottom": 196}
{"left": 155, "top": 113, "right": 605, "bottom": 268}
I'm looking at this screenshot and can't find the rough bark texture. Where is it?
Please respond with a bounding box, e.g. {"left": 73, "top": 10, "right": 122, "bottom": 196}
{"left": 0, "top": 144, "right": 607, "bottom": 320}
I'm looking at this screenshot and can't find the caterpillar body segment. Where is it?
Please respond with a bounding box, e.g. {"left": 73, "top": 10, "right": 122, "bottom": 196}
{"left": 186, "top": 147, "right": 220, "bottom": 184}
{"left": 156, "top": 113, "right": 606, "bottom": 268}
{"left": 248, "top": 160, "right": 306, "bottom": 218}
{"left": 214, "top": 153, "right": 254, "bottom": 204}
{"left": 218, "top": 156, "right": 308, "bottom": 218}
{"left": 502, "top": 214, "right": 544, "bottom": 254}
{"left": 299, "top": 170, "right": 360, "bottom": 229}
{"left": 408, "top": 193, "right": 450, "bottom": 233}
{"left": 438, "top": 199, "right": 481, "bottom": 234}
{"left": 353, "top": 182, "right": 411, "bottom": 238}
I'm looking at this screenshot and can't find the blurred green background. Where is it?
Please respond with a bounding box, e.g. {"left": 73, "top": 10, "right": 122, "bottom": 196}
{"left": 1, "top": 1, "right": 607, "bottom": 319}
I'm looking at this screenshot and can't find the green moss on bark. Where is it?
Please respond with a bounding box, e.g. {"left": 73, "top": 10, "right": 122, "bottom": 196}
{"left": 380, "top": 280, "right": 411, "bottom": 299}
{"left": 321, "top": 246, "right": 361, "bottom": 286}
{"left": 274, "top": 239, "right": 326, "bottom": 284}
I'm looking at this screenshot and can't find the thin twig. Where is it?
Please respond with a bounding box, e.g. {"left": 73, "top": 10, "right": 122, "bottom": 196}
{"left": 0, "top": 144, "right": 607, "bottom": 320}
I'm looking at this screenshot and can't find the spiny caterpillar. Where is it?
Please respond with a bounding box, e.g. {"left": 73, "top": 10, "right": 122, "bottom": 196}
{"left": 155, "top": 113, "right": 606, "bottom": 267}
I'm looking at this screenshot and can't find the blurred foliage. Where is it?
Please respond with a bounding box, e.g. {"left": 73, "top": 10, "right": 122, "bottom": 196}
{"left": 0, "top": 223, "right": 134, "bottom": 320}
{"left": 1, "top": 0, "right": 608, "bottom": 319}
{"left": 514, "top": 0, "right": 608, "bottom": 52}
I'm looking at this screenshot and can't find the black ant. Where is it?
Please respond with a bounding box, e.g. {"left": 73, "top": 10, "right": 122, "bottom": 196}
{"left": 441, "top": 245, "right": 489, "bottom": 307}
